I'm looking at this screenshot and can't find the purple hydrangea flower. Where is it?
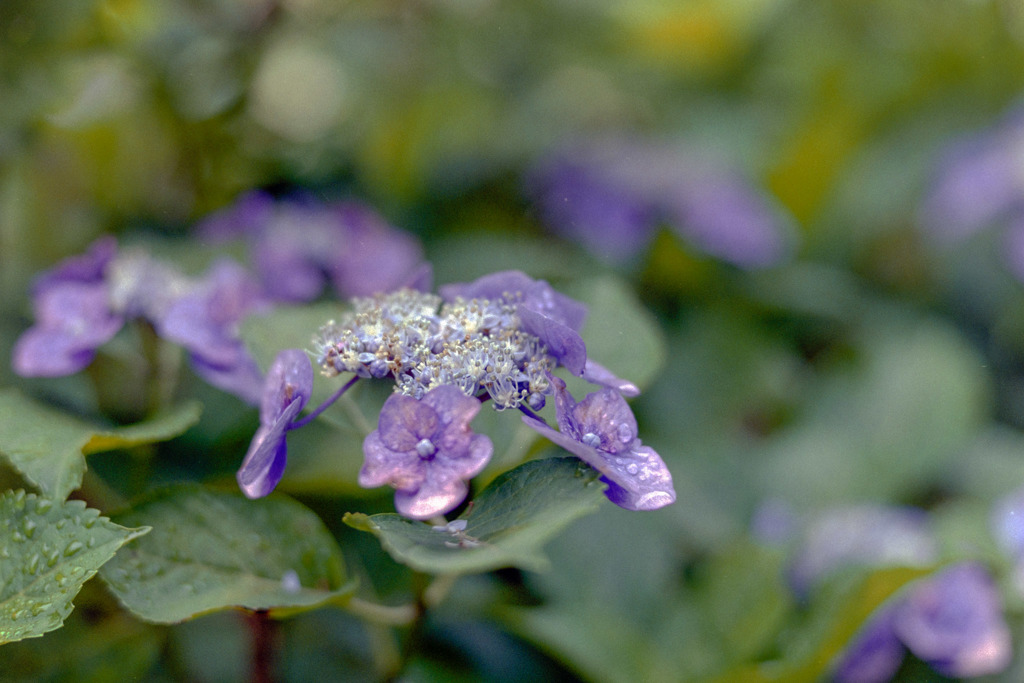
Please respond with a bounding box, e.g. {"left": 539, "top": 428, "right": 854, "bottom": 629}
{"left": 528, "top": 139, "right": 795, "bottom": 268}
{"left": 329, "top": 203, "right": 427, "bottom": 298}
{"left": 13, "top": 237, "right": 124, "bottom": 376}
{"left": 158, "top": 260, "right": 269, "bottom": 405}
{"left": 521, "top": 376, "right": 675, "bottom": 511}
{"left": 918, "top": 107, "right": 1024, "bottom": 245}
{"left": 834, "top": 563, "right": 1012, "bottom": 682}
{"left": 361, "top": 385, "right": 493, "bottom": 520}
{"left": 788, "top": 504, "right": 938, "bottom": 598}
{"left": 236, "top": 349, "right": 314, "bottom": 498}
{"left": 195, "top": 191, "right": 426, "bottom": 302}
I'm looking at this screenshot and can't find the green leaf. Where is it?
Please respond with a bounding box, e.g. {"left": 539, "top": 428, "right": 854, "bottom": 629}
{"left": 568, "top": 275, "right": 667, "bottom": 392}
{"left": 99, "top": 485, "right": 355, "bottom": 623}
{"left": 758, "top": 313, "right": 990, "bottom": 505}
{"left": 0, "top": 388, "right": 201, "bottom": 500}
{"left": 344, "top": 457, "right": 607, "bottom": 573}
{"left": 0, "top": 490, "right": 150, "bottom": 645}
{"left": 0, "top": 582, "right": 163, "bottom": 680}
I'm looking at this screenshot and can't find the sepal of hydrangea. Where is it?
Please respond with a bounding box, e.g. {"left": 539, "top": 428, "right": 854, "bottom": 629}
{"left": 892, "top": 563, "right": 1012, "bottom": 679}
{"left": 527, "top": 156, "right": 658, "bottom": 264}
{"left": 236, "top": 349, "right": 313, "bottom": 498}
{"left": 360, "top": 385, "right": 493, "bottom": 520}
{"left": 917, "top": 109, "right": 1024, "bottom": 244}
{"left": 528, "top": 140, "right": 795, "bottom": 269}
{"left": 832, "top": 607, "right": 906, "bottom": 683}
{"left": 30, "top": 235, "right": 118, "bottom": 295}
{"left": 13, "top": 237, "right": 125, "bottom": 377}
{"left": 330, "top": 202, "right": 426, "bottom": 297}
{"left": 12, "top": 282, "right": 124, "bottom": 376}
{"left": 579, "top": 360, "right": 640, "bottom": 397}
{"left": 522, "top": 377, "right": 675, "bottom": 510}
{"left": 158, "top": 260, "right": 268, "bottom": 404}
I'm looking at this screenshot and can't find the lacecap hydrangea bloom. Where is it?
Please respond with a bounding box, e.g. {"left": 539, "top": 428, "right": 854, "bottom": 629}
{"left": 239, "top": 270, "right": 675, "bottom": 519}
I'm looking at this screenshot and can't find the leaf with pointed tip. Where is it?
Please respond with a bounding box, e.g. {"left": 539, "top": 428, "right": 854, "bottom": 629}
{"left": 0, "top": 490, "right": 150, "bottom": 645}
{"left": 99, "top": 485, "right": 355, "bottom": 623}
{"left": 344, "top": 457, "right": 607, "bottom": 574}
{"left": 0, "top": 388, "right": 201, "bottom": 500}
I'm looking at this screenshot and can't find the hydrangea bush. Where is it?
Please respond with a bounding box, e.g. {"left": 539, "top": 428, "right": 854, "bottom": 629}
{"left": 6, "top": 1, "right": 1024, "bottom": 680}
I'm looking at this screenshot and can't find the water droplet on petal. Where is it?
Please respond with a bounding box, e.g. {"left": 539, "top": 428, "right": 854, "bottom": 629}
{"left": 617, "top": 423, "right": 634, "bottom": 444}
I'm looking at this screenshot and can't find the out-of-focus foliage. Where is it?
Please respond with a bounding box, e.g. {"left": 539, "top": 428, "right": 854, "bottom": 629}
{"left": 5, "top": 0, "right": 1024, "bottom": 681}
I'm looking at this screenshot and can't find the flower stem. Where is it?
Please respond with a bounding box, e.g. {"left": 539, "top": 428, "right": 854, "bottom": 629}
{"left": 289, "top": 375, "right": 359, "bottom": 430}
{"left": 247, "top": 610, "right": 277, "bottom": 683}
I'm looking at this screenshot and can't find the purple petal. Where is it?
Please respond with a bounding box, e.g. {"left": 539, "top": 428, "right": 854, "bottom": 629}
{"left": 377, "top": 393, "right": 440, "bottom": 452}
{"left": 260, "top": 349, "right": 313, "bottom": 426}
{"left": 236, "top": 396, "right": 304, "bottom": 498}
{"left": 253, "top": 224, "right": 331, "bottom": 303}
{"left": 13, "top": 326, "right": 106, "bottom": 377}
{"left": 918, "top": 115, "right": 1024, "bottom": 244}
{"left": 832, "top": 608, "right": 906, "bottom": 683}
{"left": 330, "top": 203, "right": 425, "bottom": 297}
{"left": 558, "top": 384, "right": 639, "bottom": 455}
{"left": 665, "top": 168, "right": 793, "bottom": 269}
{"left": 439, "top": 270, "right": 587, "bottom": 332}
{"left": 521, "top": 416, "right": 674, "bottom": 510}
{"left": 13, "top": 282, "right": 124, "bottom": 377}
{"left": 195, "top": 191, "right": 276, "bottom": 242}
{"left": 189, "top": 354, "right": 265, "bottom": 406}
{"left": 527, "top": 157, "right": 657, "bottom": 264}
{"left": 360, "top": 430, "right": 426, "bottom": 490}
{"left": 894, "top": 563, "right": 1012, "bottom": 678}
{"left": 393, "top": 473, "right": 469, "bottom": 520}
{"left": 580, "top": 360, "right": 640, "bottom": 396}
{"left": 517, "top": 306, "right": 587, "bottom": 376}
{"left": 360, "top": 386, "right": 493, "bottom": 519}
{"left": 600, "top": 445, "right": 676, "bottom": 511}
{"left": 420, "top": 384, "right": 485, "bottom": 451}
{"left": 32, "top": 236, "right": 118, "bottom": 294}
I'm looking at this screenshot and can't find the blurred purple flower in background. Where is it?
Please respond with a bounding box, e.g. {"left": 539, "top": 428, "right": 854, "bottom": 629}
{"left": 991, "top": 484, "right": 1024, "bottom": 596}
{"left": 236, "top": 349, "right": 314, "bottom": 498}
{"left": 12, "top": 237, "right": 124, "bottom": 376}
{"left": 777, "top": 503, "right": 1011, "bottom": 681}
{"left": 522, "top": 376, "right": 675, "bottom": 511}
{"left": 834, "top": 563, "right": 1012, "bottom": 682}
{"left": 919, "top": 106, "right": 1024, "bottom": 244}
{"left": 158, "top": 260, "right": 270, "bottom": 405}
{"left": 787, "top": 504, "right": 938, "bottom": 598}
{"left": 360, "top": 385, "right": 493, "bottom": 519}
{"left": 196, "top": 190, "right": 426, "bottom": 302}
{"left": 919, "top": 103, "right": 1024, "bottom": 281}
{"left": 527, "top": 138, "right": 795, "bottom": 268}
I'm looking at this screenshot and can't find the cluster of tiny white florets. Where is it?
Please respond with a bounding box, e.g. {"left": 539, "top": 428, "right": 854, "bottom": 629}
{"left": 313, "top": 289, "right": 554, "bottom": 410}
